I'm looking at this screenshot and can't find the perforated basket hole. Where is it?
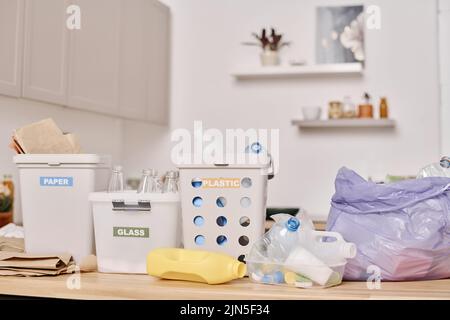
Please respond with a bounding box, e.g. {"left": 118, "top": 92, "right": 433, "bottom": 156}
{"left": 193, "top": 216, "right": 204, "bottom": 226}
{"left": 239, "top": 216, "right": 250, "bottom": 227}
{"left": 192, "top": 196, "right": 203, "bottom": 208}
{"left": 216, "top": 216, "right": 227, "bottom": 227}
{"left": 191, "top": 178, "right": 202, "bottom": 188}
{"left": 240, "top": 197, "right": 251, "bottom": 208}
{"left": 194, "top": 235, "right": 205, "bottom": 245}
{"left": 216, "top": 235, "right": 228, "bottom": 246}
{"left": 238, "top": 235, "right": 249, "bottom": 246}
{"left": 216, "top": 197, "right": 227, "bottom": 208}
{"left": 241, "top": 177, "right": 252, "bottom": 188}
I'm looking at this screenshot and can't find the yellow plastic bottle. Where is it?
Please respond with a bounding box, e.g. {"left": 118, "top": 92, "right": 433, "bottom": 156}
{"left": 147, "top": 248, "right": 246, "bottom": 285}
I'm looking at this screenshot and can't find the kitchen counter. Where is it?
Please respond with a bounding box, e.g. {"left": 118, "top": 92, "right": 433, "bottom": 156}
{"left": 0, "top": 273, "right": 448, "bottom": 300}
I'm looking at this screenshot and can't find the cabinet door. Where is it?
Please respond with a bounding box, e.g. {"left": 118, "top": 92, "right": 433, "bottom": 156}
{"left": 0, "top": 0, "right": 24, "bottom": 97}
{"left": 117, "top": 0, "right": 148, "bottom": 120}
{"left": 146, "top": 0, "right": 170, "bottom": 125}
{"left": 22, "top": 0, "right": 69, "bottom": 105}
{"left": 67, "top": 0, "right": 120, "bottom": 114}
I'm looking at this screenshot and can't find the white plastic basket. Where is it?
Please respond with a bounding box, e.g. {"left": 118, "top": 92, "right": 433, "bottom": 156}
{"left": 14, "top": 154, "right": 110, "bottom": 264}
{"left": 89, "top": 191, "right": 181, "bottom": 274}
{"left": 178, "top": 155, "right": 271, "bottom": 262}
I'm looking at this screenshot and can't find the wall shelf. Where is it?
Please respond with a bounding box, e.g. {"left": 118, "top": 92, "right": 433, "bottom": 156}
{"left": 231, "top": 63, "right": 363, "bottom": 79}
{"left": 292, "top": 119, "right": 396, "bottom": 128}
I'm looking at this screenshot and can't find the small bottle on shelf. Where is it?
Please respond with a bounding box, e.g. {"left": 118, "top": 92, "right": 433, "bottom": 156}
{"left": 358, "top": 92, "right": 374, "bottom": 118}
{"left": 379, "top": 97, "right": 389, "bottom": 119}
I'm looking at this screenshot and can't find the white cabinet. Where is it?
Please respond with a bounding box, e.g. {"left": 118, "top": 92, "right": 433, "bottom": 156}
{"left": 9, "top": 0, "right": 170, "bottom": 124}
{"left": 0, "top": 0, "right": 24, "bottom": 97}
{"left": 22, "top": 0, "right": 69, "bottom": 105}
{"left": 440, "top": 0, "right": 450, "bottom": 12}
{"left": 118, "top": 0, "right": 149, "bottom": 120}
{"left": 146, "top": 0, "right": 170, "bottom": 125}
{"left": 67, "top": 0, "right": 170, "bottom": 124}
{"left": 67, "top": 0, "right": 121, "bottom": 114}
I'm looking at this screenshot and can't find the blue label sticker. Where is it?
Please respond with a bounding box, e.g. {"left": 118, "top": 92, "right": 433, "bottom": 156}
{"left": 40, "top": 177, "right": 74, "bottom": 187}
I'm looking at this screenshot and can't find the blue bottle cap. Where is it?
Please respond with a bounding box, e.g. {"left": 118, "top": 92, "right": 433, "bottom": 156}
{"left": 246, "top": 142, "right": 263, "bottom": 154}
{"left": 440, "top": 157, "right": 450, "bottom": 168}
{"left": 286, "top": 217, "right": 300, "bottom": 232}
{"left": 273, "top": 271, "right": 285, "bottom": 284}
{"left": 261, "top": 275, "right": 272, "bottom": 284}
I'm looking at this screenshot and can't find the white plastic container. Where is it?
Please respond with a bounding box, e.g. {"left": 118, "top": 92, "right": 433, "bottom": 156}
{"left": 89, "top": 191, "right": 181, "bottom": 274}
{"left": 178, "top": 154, "right": 271, "bottom": 261}
{"left": 14, "top": 154, "right": 110, "bottom": 263}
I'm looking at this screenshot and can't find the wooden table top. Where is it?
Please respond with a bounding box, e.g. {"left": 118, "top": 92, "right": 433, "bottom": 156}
{"left": 0, "top": 272, "right": 448, "bottom": 300}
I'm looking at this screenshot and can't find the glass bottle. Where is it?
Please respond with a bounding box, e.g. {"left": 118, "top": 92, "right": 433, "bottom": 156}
{"left": 107, "top": 166, "right": 124, "bottom": 193}
{"left": 358, "top": 92, "right": 373, "bottom": 118}
{"left": 137, "top": 169, "right": 161, "bottom": 193}
{"left": 162, "top": 171, "right": 179, "bottom": 193}
{"left": 379, "top": 97, "right": 389, "bottom": 119}
{"left": 342, "top": 96, "right": 356, "bottom": 118}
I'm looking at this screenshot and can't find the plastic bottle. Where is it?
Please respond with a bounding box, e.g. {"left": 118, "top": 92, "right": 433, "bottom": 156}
{"left": 107, "top": 166, "right": 124, "bottom": 192}
{"left": 137, "top": 169, "right": 160, "bottom": 193}
{"left": 284, "top": 247, "right": 334, "bottom": 286}
{"left": 298, "top": 230, "right": 357, "bottom": 265}
{"left": 417, "top": 156, "right": 450, "bottom": 178}
{"left": 266, "top": 217, "right": 301, "bottom": 262}
{"left": 147, "top": 248, "right": 246, "bottom": 285}
{"left": 162, "top": 171, "right": 179, "bottom": 193}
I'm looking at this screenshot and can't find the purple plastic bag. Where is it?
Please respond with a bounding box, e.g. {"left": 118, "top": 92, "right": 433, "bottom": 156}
{"left": 327, "top": 167, "right": 450, "bottom": 281}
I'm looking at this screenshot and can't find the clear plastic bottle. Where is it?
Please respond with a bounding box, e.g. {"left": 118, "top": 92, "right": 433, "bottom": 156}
{"left": 417, "top": 156, "right": 450, "bottom": 178}
{"left": 137, "top": 169, "right": 161, "bottom": 193}
{"left": 265, "top": 217, "right": 301, "bottom": 262}
{"left": 162, "top": 171, "right": 179, "bottom": 193}
{"left": 108, "top": 165, "right": 124, "bottom": 193}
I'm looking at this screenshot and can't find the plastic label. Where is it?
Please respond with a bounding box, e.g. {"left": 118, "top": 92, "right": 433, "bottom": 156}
{"left": 202, "top": 178, "right": 240, "bottom": 189}
{"left": 40, "top": 176, "right": 73, "bottom": 187}
{"left": 113, "top": 227, "right": 149, "bottom": 238}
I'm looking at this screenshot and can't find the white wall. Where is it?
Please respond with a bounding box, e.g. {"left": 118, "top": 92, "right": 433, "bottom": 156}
{"left": 122, "top": 0, "right": 441, "bottom": 220}
{"left": 440, "top": 0, "right": 450, "bottom": 154}
{"left": 0, "top": 95, "right": 124, "bottom": 223}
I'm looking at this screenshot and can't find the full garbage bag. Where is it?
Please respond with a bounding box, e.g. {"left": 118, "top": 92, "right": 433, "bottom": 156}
{"left": 327, "top": 167, "right": 450, "bottom": 281}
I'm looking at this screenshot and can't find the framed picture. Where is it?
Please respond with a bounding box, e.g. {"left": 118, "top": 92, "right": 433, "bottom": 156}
{"left": 316, "top": 5, "right": 365, "bottom": 64}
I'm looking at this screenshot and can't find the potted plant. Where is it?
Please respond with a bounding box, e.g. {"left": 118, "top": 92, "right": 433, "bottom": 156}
{"left": 243, "top": 28, "right": 290, "bottom": 66}
{"left": 0, "top": 179, "right": 13, "bottom": 228}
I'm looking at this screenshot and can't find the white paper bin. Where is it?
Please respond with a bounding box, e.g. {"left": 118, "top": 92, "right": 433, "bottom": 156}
{"left": 90, "top": 191, "right": 181, "bottom": 274}
{"left": 14, "top": 154, "right": 111, "bottom": 263}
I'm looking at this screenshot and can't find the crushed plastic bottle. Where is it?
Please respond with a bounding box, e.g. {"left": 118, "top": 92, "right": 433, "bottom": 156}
{"left": 247, "top": 213, "right": 356, "bottom": 288}
{"left": 249, "top": 217, "right": 300, "bottom": 263}
{"left": 417, "top": 156, "right": 450, "bottom": 178}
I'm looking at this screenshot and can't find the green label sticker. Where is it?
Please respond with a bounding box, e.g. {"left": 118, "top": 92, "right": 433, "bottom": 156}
{"left": 113, "top": 227, "right": 149, "bottom": 238}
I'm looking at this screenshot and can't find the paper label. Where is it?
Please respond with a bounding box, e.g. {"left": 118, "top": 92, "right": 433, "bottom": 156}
{"left": 40, "top": 176, "right": 73, "bottom": 187}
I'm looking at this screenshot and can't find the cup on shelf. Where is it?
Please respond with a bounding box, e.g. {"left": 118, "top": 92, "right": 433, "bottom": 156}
{"left": 301, "top": 106, "right": 322, "bottom": 121}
